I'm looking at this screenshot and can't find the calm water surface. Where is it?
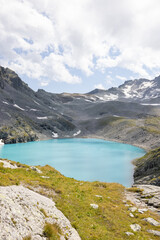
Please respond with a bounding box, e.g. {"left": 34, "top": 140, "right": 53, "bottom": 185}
{"left": 0, "top": 138, "right": 145, "bottom": 186}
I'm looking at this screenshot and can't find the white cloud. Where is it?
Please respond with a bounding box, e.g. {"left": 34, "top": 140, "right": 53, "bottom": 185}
{"left": 105, "top": 75, "right": 115, "bottom": 88}
{"left": 0, "top": 0, "right": 160, "bottom": 86}
{"left": 43, "top": 53, "right": 81, "bottom": 84}
{"left": 96, "top": 56, "right": 121, "bottom": 72}
{"left": 116, "top": 75, "right": 127, "bottom": 81}
{"left": 40, "top": 82, "right": 49, "bottom": 87}
{"left": 94, "top": 83, "right": 105, "bottom": 90}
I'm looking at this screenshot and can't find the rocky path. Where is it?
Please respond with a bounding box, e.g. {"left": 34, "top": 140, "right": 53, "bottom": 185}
{"left": 125, "top": 184, "right": 160, "bottom": 237}
{"left": 126, "top": 184, "right": 160, "bottom": 215}
{"left": 0, "top": 185, "right": 81, "bottom": 240}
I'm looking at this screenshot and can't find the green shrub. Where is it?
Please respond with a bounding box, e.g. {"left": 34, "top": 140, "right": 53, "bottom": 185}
{"left": 43, "top": 222, "right": 61, "bottom": 240}
{"left": 23, "top": 235, "right": 31, "bottom": 240}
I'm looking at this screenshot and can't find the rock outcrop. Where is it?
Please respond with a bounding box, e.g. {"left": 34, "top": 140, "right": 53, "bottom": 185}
{"left": 0, "top": 185, "right": 81, "bottom": 240}
{"left": 126, "top": 185, "right": 160, "bottom": 214}
{"left": 134, "top": 148, "right": 160, "bottom": 186}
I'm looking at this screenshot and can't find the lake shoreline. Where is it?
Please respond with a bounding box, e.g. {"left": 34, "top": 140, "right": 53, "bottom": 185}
{"left": 2, "top": 134, "right": 147, "bottom": 187}
{"left": 37, "top": 134, "right": 148, "bottom": 187}
{"left": 82, "top": 134, "right": 148, "bottom": 151}
{"left": 0, "top": 138, "right": 145, "bottom": 187}
{"left": 36, "top": 134, "right": 149, "bottom": 151}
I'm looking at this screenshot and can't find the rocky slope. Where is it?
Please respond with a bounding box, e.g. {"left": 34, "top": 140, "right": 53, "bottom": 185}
{"left": 0, "top": 66, "right": 77, "bottom": 143}
{"left": 84, "top": 116, "right": 160, "bottom": 150}
{"left": 134, "top": 147, "right": 160, "bottom": 186}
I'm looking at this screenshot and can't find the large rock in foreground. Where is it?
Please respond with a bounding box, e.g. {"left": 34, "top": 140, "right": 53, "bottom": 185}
{"left": 0, "top": 185, "right": 81, "bottom": 240}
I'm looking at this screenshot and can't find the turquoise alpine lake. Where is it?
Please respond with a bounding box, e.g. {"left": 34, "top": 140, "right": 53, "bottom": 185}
{"left": 0, "top": 138, "right": 145, "bottom": 187}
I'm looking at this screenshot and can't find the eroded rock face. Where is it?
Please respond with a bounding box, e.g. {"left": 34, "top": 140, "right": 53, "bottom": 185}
{"left": 0, "top": 185, "right": 81, "bottom": 240}
{"left": 134, "top": 147, "right": 160, "bottom": 186}
{"left": 0, "top": 66, "right": 30, "bottom": 91}
{"left": 0, "top": 67, "right": 5, "bottom": 89}
{"left": 0, "top": 78, "right": 4, "bottom": 89}
{"left": 136, "top": 185, "right": 160, "bottom": 210}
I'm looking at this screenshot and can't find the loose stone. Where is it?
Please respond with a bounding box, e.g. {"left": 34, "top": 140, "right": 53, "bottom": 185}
{"left": 130, "top": 224, "right": 141, "bottom": 232}
{"left": 90, "top": 204, "right": 99, "bottom": 209}
{"left": 129, "top": 213, "right": 134, "bottom": 218}
{"left": 143, "top": 217, "right": 160, "bottom": 226}
{"left": 95, "top": 195, "right": 102, "bottom": 198}
{"left": 138, "top": 208, "right": 148, "bottom": 214}
{"left": 30, "top": 166, "right": 42, "bottom": 174}
{"left": 125, "top": 232, "right": 134, "bottom": 236}
{"left": 128, "top": 207, "right": 137, "bottom": 212}
{"left": 147, "top": 230, "right": 160, "bottom": 236}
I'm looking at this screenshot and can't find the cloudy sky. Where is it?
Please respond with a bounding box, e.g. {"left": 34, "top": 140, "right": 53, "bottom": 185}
{"left": 0, "top": 0, "right": 160, "bottom": 93}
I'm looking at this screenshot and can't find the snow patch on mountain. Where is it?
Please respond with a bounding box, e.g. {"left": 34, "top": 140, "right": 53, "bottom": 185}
{"left": 13, "top": 104, "right": 25, "bottom": 111}
{"left": 140, "top": 103, "right": 160, "bottom": 106}
{"left": 84, "top": 99, "right": 93, "bottom": 103}
{"left": 73, "top": 130, "right": 81, "bottom": 136}
{"left": 30, "top": 108, "right": 39, "bottom": 111}
{"left": 34, "top": 100, "right": 40, "bottom": 105}
{"left": 52, "top": 132, "right": 58, "bottom": 138}
{"left": 103, "top": 94, "right": 118, "bottom": 101}
{"left": 140, "top": 81, "right": 154, "bottom": 89}
{"left": 122, "top": 85, "right": 132, "bottom": 98}
{"left": 37, "top": 116, "right": 48, "bottom": 120}
{"left": 2, "top": 101, "right": 9, "bottom": 105}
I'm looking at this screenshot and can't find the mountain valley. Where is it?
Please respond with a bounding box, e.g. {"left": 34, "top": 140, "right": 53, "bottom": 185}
{"left": 0, "top": 66, "right": 160, "bottom": 239}
{"left": 0, "top": 66, "right": 160, "bottom": 150}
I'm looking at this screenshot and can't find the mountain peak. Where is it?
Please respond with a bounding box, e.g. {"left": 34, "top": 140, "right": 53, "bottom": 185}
{"left": 0, "top": 66, "right": 33, "bottom": 94}
{"left": 87, "top": 88, "right": 106, "bottom": 95}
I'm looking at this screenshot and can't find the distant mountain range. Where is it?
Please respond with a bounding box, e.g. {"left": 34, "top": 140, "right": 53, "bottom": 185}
{"left": 0, "top": 65, "right": 160, "bottom": 149}
{"left": 88, "top": 76, "right": 160, "bottom": 103}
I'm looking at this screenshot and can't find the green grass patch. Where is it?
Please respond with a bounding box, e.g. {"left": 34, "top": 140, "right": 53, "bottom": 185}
{"left": 40, "top": 208, "right": 48, "bottom": 218}
{"left": 23, "top": 235, "right": 31, "bottom": 240}
{"left": 126, "top": 187, "right": 144, "bottom": 194}
{"left": 43, "top": 222, "right": 61, "bottom": 240}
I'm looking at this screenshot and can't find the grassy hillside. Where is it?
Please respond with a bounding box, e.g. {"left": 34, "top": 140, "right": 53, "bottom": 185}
{"left": 0, "top": 160, "right": 160, "bottom": 239}
{"left": 84, "top": 116, "right": 160, "bottom": 150}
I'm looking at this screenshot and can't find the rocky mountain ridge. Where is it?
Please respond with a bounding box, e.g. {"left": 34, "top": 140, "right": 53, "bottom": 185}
{"left": 89, "top": 76, "right": 160, "bottom": 103}
{"left": 0, "top": 66, "right": 77, "bottom": 143}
